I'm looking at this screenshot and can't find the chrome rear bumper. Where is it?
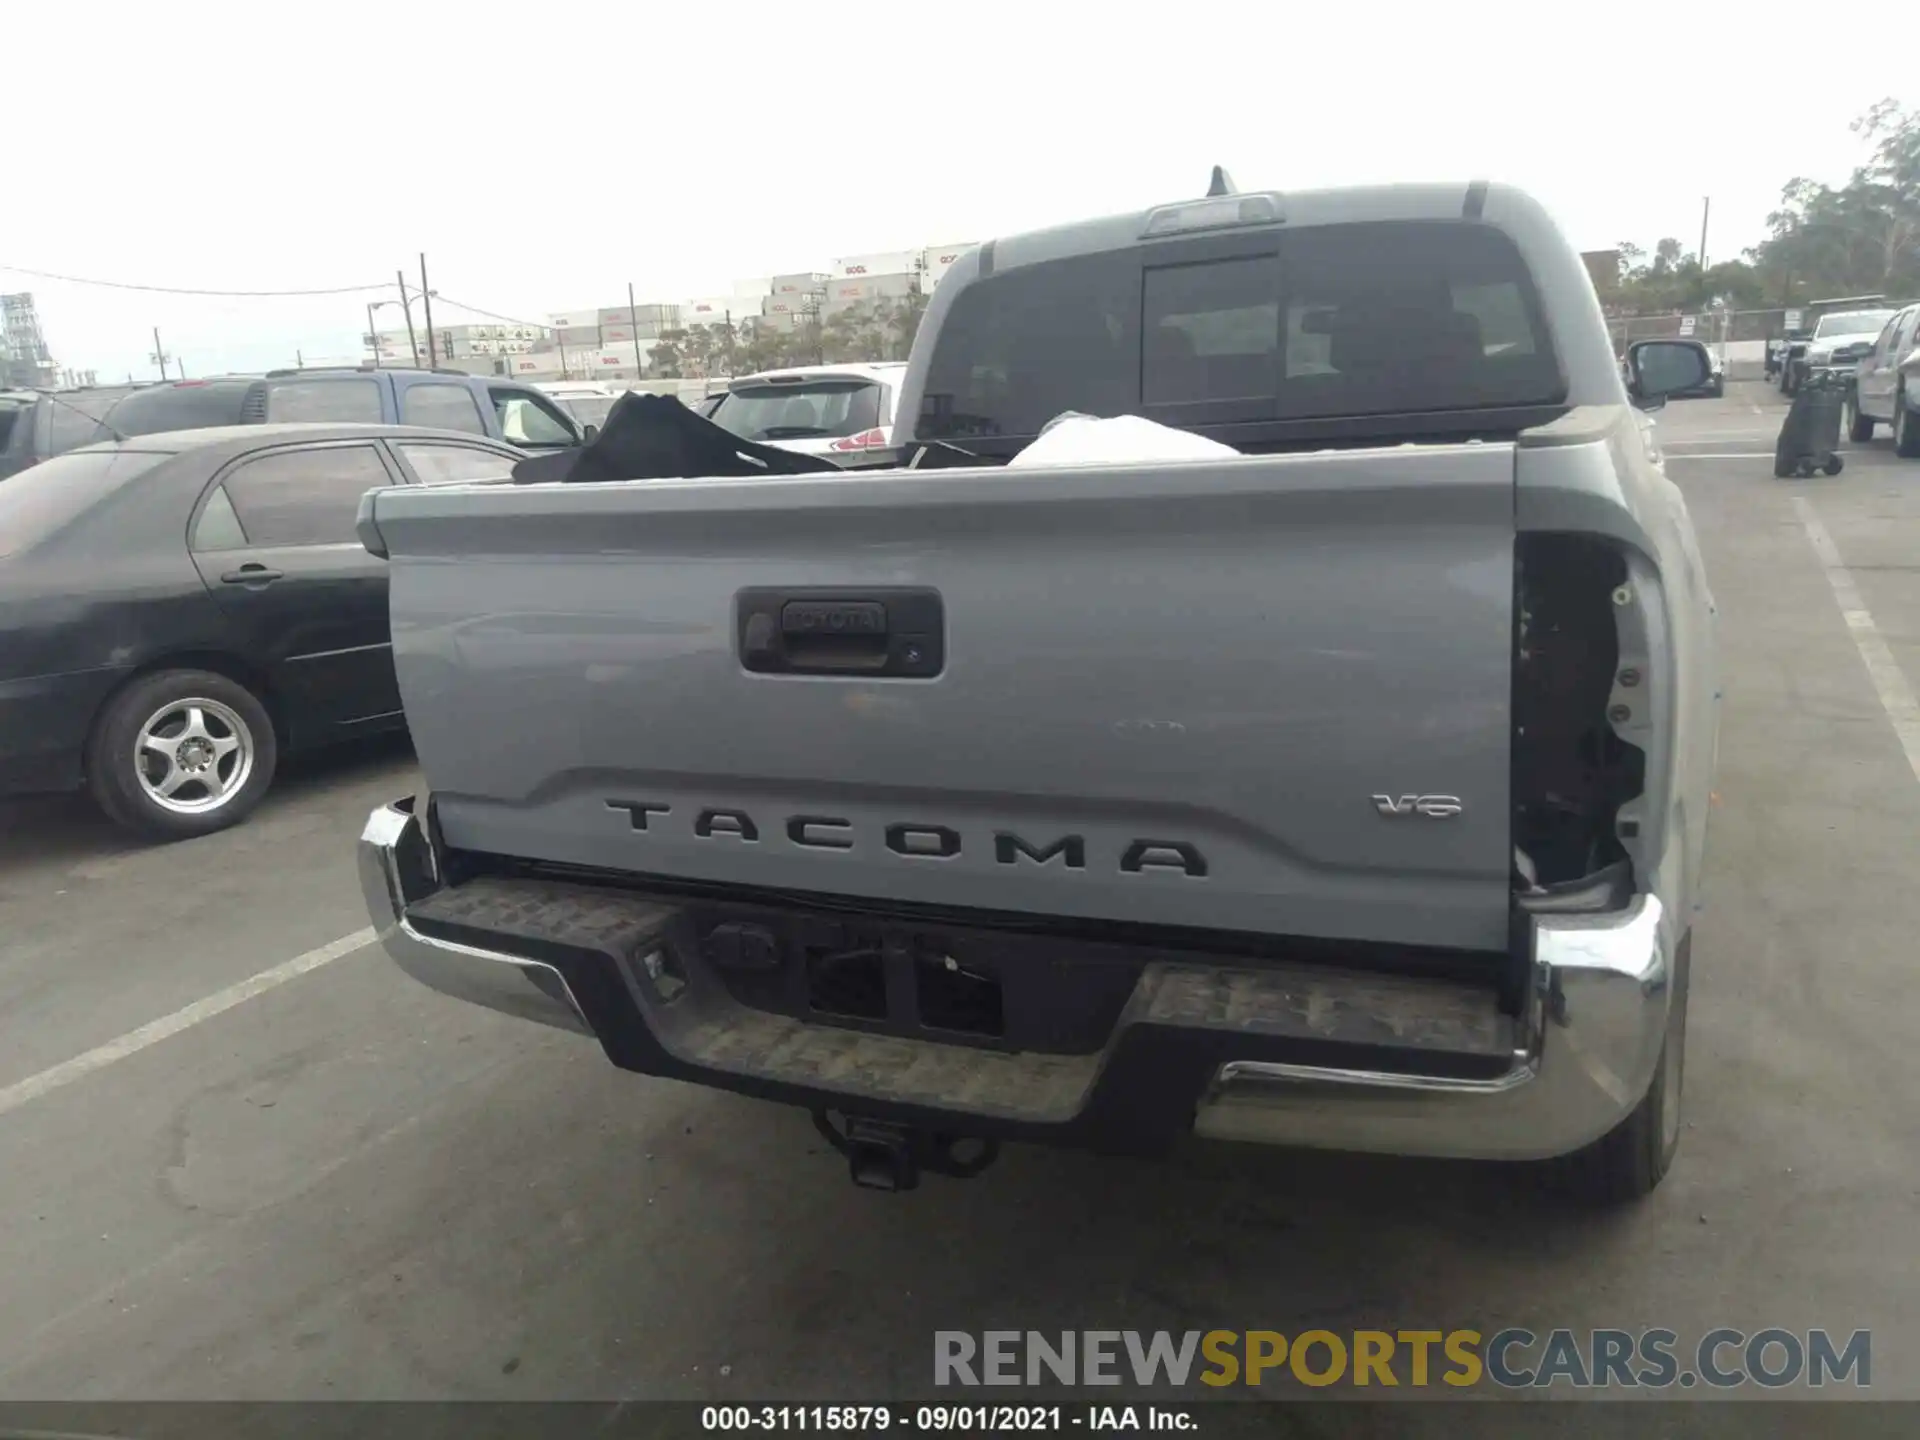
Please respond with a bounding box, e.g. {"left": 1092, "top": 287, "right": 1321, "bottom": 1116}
{"left": 1192, "top": 898, "right": 1670, "bottom": 1160}
{"left": 359, "top": 797, "right": 1673, "bottom": 1162}
{"left": 358, "top": 799, "right": 593, "bottom": 1036}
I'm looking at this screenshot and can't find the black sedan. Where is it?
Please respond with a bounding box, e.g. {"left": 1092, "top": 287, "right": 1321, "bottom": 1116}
{"left": 0, "top": 422, "right": 522, "bottom": 838}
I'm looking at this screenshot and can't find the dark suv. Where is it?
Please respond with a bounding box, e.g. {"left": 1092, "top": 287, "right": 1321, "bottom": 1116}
{"left": 105, "top": 367, "right": 584, "bottom": 451}
{"left": 0, "top": 385, "right": 146, "bottom": 480}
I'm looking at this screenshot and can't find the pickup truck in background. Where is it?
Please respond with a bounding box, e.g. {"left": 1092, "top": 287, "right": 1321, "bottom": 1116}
{"left": 104, "top": 367, "right": 586, "bottom": 450}
{"left": 354, "top": 178, "right": 1721, "bottom": 1205}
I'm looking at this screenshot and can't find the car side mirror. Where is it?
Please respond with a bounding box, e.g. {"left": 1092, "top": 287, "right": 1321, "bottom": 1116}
{"left": 582, "top": 423, "right": 600, "bottom": 441}
{"left": 1626, "top": 340, "right": 1710, "bottom": 408}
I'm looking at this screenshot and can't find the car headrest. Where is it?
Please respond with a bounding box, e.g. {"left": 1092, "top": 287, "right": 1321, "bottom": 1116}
{"left": 1328, "top": 301, "right": 1485, "bottom": 380}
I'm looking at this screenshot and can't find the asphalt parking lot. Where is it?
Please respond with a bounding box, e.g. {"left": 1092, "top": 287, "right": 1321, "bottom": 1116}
{"left": 2, "top": 382, "right": 1918, "bottom": 1410}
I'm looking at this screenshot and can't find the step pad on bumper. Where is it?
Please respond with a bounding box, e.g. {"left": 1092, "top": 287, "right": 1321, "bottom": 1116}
{"left": 1144, "top": 965, "right": 1514, "bottom": 1058}
{"left": 406, "top": 874, "right": 680, "bottom": 961}
{"left": 675, "top": 1008, "right": 1099, "bottom": 1122}
{"left": 402, "top": 875, "right": 1517, "bottom": 1125}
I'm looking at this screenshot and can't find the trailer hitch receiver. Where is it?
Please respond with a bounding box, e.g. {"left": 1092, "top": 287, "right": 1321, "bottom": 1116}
{"left": 812, "top": 1111, "right": 1000, "bottom": 1192}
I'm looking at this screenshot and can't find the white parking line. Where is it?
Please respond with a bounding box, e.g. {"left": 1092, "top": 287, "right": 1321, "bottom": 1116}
{"left": 0, "top": 928, "right": 374, "bottom": 1119}
{"left": 1794, "top": 496, "right": 1920, "bottom": 788}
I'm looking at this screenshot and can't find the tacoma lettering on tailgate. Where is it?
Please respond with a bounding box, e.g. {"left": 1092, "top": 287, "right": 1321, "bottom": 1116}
{"left": 603, "top": 802, "right": 1209, "bottom": 877}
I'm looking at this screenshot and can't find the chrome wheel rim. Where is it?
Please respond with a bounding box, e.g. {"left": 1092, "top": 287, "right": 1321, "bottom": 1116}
{"left": 134, "top": 697, "right": 254, "bottom": 815}
{"left": 1899, "top": 401, "right": 1909, "bottom": 448}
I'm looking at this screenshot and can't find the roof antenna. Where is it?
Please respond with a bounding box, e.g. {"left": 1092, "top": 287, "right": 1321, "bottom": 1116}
{"left": 1207, "top": 165, "right": 1237, "bottom": 198}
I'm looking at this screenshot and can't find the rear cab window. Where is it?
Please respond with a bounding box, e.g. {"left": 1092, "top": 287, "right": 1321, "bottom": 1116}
{"left": 917, "top": 219, "right": 1565, "bottom": 445}
{"left": 710, "top": 380, "right": 884, "bottom": 443}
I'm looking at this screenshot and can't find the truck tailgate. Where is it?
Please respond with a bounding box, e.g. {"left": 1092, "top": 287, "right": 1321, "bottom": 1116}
{"left": 364, "top": 446, "right": 1518, "bottom": 952}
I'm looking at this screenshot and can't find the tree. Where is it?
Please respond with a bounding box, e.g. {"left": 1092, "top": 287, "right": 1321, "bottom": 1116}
{"left": 1746, "top": 100, "right": 1920, "bottom": 301}
{"left": 735, "top": 317, "right": 795, "bottom": 375}
{"left": 1597, "top": 103, "right": 1920, "bottom": 320}
{"left": 696, "top": 295, "right": 929, "bottom": 375}
{"left": 820, "top": 308, "right": 864, "bottom": 364}
{"left": 681, "top": 324, "right": 716, "bottom": 378}
{"left": 647, "top": 329, "right": 687, "bottom": 378}
{"left": 886, "top": 292, "right": 929, "bottom": 359}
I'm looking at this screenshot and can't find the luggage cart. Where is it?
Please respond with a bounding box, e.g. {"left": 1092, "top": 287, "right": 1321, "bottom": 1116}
{"left": 1774, "top": 369, "right": 1847, "bottom": 478}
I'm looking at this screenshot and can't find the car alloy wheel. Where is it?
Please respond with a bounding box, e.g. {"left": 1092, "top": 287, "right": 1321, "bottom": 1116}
{"left": 133, "top": 696, "right": 255, "bottom": 814}
{"left": 1894, "top": 393, "right": 1920, "bottom": 459}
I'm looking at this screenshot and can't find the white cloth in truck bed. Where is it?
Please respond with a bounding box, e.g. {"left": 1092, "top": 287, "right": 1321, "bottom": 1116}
{"left": 1007, "top": 412, "right": 1240, "bottom": 469}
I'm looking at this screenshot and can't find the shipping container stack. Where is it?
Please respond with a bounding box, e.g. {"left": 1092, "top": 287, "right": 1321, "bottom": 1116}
{"left": 917, "top": 243, "right": 974, "bottom": 299}
{"left": 752, "top": 272, "right": 828, "bottom": 333}
{"left": 367, "top": 322, "right": 548, "bottom": 371}
{"left": 525, "top": 302, "right": 688, "bottom": 380}
{"left": 822, "top": 251, "right": 921, "bottom": 318}
{"left": 672, "top": 298, "right": 733, "bottom": 329}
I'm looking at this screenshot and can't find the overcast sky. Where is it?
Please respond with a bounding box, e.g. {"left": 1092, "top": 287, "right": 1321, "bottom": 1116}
{"left": 7, "top": 3, "right": 1911, "bottom": 381}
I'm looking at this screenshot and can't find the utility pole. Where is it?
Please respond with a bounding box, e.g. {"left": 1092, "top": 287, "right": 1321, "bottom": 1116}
{"left": 628, "top": 282, "right": 645, "bottom": 377}
{"left": 1694, "top": 197, "right": 1712, "bottom": 312}
{"left": 366, "top": 302, "right": 381, "bottom": 368}
{"left": 419, "top": 253, "right": 438, "bottom": 369}
{"left": 149, "top": 326, "right": 170, "bottom": 380}
{"left": 395, "top": 270, "right": 421, "bottom": 367}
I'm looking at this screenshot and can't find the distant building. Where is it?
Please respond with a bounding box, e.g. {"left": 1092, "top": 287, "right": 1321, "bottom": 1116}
{"left": 2, "top": 293, "right": 58, "bottom": 388}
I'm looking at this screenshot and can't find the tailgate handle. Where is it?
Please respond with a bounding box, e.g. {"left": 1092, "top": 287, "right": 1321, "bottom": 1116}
{"left": 780, "top": 601, "right": 889, "bottom": 671}
{"left": 738, "top": 589, "right": 944, "bottom": 678}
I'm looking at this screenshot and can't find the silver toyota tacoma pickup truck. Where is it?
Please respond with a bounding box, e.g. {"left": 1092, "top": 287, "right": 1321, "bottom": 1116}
{"left": 354, "top": 178, "right": 1720, "bottom": 1204}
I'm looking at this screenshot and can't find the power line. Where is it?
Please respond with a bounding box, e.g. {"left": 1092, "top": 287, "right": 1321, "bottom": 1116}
{"left": 0, "top": 262, "right": 389, "bottom": 298}
{"left": 429, "top": 292, "right": 546, "bottom": 329}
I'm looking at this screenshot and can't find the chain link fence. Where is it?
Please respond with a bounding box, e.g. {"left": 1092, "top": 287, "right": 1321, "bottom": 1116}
{"left": 1606, "top": 308, "right": 1792, "bottom": 378}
